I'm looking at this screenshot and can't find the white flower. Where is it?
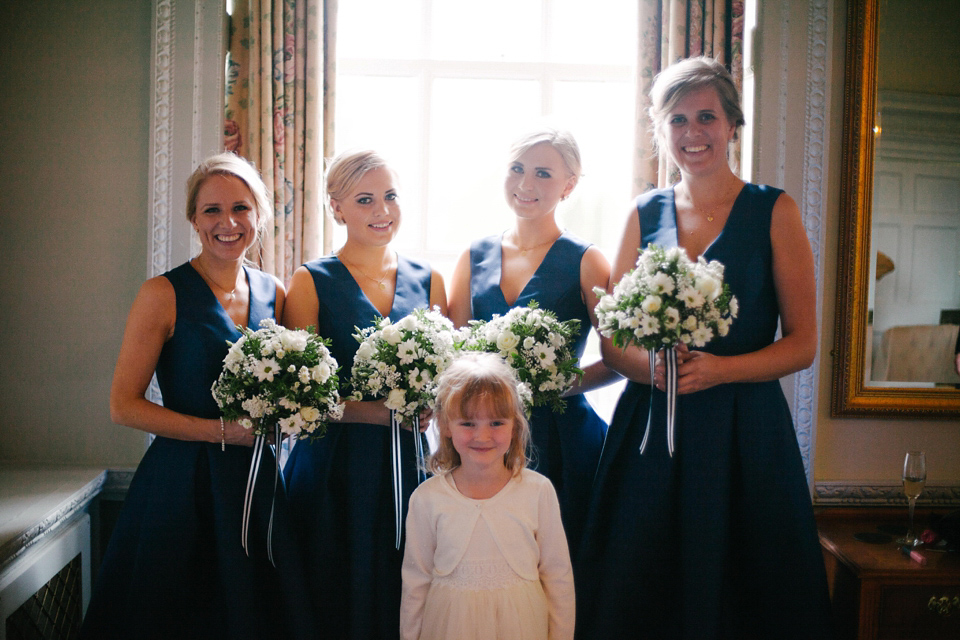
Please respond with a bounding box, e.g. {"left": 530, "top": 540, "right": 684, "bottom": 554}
{"left": 280, "top": 329, "right": 309, "bottom": 352}
{"left": 385, "top": 388, "right": 407, "bottom": 410}
{"left": 649, "top": 272, "right": 676, "bottom": 295}
{"left": 300, "top": 406, "right": 321, "bottom": 422}
{"left": 533, "top": 343, "right": 557, "bottom": 367}
{"left": 691, "top": 325, "right": 714, "bottom": 347}
{"left": 397, "top": 314, "right": 418, "bottom": 331}
{"left": 682, "top": 315, "right": 698, "bottom": 331}
{"left": 238, "top": 417, "right": 253, "bottom": 429}
{"left": 381, "top": 324, "right": 403, "bottom": 345}
{"left": 252, "top": 358, "right": 280, "bottom": 382}
{"left": 407, "top": 367, "right": 432, "bottom": 391}
{"left": 640, "top": 316, "right": 660, "bottom": 336}
{"left": 695, "top": 274, "right": 722, "bottom": 301}
{"left": 729, "top": 297, "right": 739, "bottom": 317}
{"left": 641, "top": 295, "right": 662, "bottom": 314}
{"left": 397, "top": 338, "right": 420, "bottom": 365}
{"left": 664, "top": 307, "right": 680, "bottom": 329}
{"left": 680, "top": 286, "right": 705, "bottom": 309}
{"left": 496, "top": 330, "right": 520, "bottom": 353}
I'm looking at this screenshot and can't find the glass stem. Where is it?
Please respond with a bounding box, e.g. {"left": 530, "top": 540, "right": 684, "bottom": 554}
{"left": 907, "top": 496, "right": 917, "bottom": 543}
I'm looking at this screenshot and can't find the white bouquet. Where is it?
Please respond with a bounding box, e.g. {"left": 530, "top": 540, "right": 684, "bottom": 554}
{"left": 593, "top": 244, "right": 738, "bottom": 352}
{"left": 348, "top": 306, "right": 457, "bottom": 425}
{"left": 462, "top": 302, "right": 583, "bottom": 413}
{"left": 592, "top": 244, "right": 738, "bottom": 457}
{"left": 212, "top": 318, "right": 344, "bottom": 440}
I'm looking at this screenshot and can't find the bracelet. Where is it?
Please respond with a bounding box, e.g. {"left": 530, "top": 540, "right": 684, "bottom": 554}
{"left": 220, "top": 417, "right": 225, "bottom": 451}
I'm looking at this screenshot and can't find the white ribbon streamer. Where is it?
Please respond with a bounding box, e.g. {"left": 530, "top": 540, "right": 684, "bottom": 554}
{"left": 241, "top": 428, "right": 279, "bottom": 567}
{"left": 639, "top": 346, "right": 679, "bottom": 457}
{"left": 391, "top": 411, "right": 428, "bottom": 550}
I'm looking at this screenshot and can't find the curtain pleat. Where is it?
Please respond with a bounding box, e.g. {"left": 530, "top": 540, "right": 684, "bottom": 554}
{"left": 633, "top": 0, "right": 745, "bottom": 193}
{"left": 225, "top": 0, "right": 327, "bottom": 283}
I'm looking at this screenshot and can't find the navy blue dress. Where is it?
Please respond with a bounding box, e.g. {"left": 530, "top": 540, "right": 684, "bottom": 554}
{"left": 469, "top": 232, "right": 608, "bottom": 553}
{"left": 575, "top": 185, "right": 832, "bottom": 639}
{"left": 81, "top": 263, "right": 316, "bottom": 640}
{"left": 282, "top": 254, "right": 432, "bottom": 640}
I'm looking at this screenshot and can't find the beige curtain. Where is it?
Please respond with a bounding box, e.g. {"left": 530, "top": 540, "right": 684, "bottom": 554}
{"left": 633, "top": 0, "right": 745, "bottom": 193}
{"left": 225, "top": 0, "right": 331, "bottom": 283}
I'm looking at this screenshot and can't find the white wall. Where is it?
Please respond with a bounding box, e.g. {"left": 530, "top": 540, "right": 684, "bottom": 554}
{"left": 0, "top": 0, "right": 154, "bottom": 466}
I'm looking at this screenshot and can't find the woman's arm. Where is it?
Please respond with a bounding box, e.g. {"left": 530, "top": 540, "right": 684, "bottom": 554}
{"left": 566, "top": 245, "right": 621, "bottom": 394}
{"left": 447, "top": 248, "right": 473, "bottom": 328}
{"left": 598, "top": 203, "right": 652, "bottom": 384}
{"left": 430, "top": 268, "right": 448, "bottom": 315}
{"left": 109, "top": 276, "right": 254, "bottom": 445}
{"left": 669, "top": 191, "right": 817, "bottom": 393}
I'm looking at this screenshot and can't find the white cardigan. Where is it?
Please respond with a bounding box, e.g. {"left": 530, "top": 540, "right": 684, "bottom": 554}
{"left": 400, "top": 468, "right": 575, "bottom": 640}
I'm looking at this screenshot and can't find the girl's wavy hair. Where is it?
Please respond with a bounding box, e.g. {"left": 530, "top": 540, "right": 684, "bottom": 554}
{"left": 185, "top": 152, "right": 273, "bottom": 238}
{"left": 648, "top": 56, "right": 745, "bottom": 155}
{"left": 428, "top": 352, "right": 531, "bottom": 477}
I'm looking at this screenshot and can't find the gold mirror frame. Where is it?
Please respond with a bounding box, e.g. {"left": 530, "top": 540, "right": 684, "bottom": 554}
{"left": 832, "top": 0, "right": 960, "bottom": 418}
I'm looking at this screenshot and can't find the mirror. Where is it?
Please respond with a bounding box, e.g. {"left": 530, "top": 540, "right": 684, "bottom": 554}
{"left": 833, "top": 0, "right": 960, "bottom": 417}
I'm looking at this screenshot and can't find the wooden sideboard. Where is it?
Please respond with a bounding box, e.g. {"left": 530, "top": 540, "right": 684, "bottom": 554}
{"left": 818, "top": 509, "right": 960, "bottom": 640}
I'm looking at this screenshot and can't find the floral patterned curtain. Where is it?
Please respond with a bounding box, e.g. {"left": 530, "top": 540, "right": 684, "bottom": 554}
{"left": 225, "top": 0, "right": 328, "bottom": 283}
{"left": 633, "top": 0, "right": 745, "bottom": 193}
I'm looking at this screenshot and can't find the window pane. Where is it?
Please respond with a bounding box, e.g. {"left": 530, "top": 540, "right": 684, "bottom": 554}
{"left": 552, "top": 80, "right": 635, "bottom": 253}
{"left": 337, "top": 0, "right": 423, "bottom": 60}
{"left": 332, "top": 75, "right": 424, "bottom": 254}
{"left": 425, "top": 78, "right": 541, "bottom": 256}
{"left": 431, "top": 1, "right": 541, "bottom": 62}
{"left": 549, "top": 0, "right": 637, "bottom": 64}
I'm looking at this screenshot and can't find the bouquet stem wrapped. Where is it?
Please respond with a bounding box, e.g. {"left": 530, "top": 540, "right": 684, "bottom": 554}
{"left": 594, "top": 245, "right": 737, "bottom": 456}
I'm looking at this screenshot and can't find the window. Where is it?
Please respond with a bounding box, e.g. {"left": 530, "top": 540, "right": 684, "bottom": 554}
{"left": 333, "top": 0, "right": 637, "bottom": 276}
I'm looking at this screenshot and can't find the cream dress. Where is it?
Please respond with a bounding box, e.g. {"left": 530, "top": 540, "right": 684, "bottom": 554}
{"left": 400, "top": 469, "right": 575, "bottom": 640}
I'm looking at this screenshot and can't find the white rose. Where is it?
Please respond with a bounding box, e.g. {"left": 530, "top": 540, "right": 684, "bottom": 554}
{"left": 356, "top": 340, "right": 376, "bottom": 361}
{"left": 382, "top": 324, "right": 403, "bottom": 345}
{"left": 280, "top": 329, "right": 309, "bottom": 352}
{"left": 385, "top": 388, "right": 407, "bottom": 410}
{"left": 496, "top": 330, "right": 520, "bottom": 353}
{"left": 300, "top": 406, "right": 321, "bottom": 422}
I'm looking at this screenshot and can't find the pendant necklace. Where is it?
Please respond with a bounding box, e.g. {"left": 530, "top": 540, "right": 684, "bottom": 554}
{"left": 195, "top": 257, "right": 239, "bottom": 301}
{"left": 689, "top": 180, "right": 739, "bottom": 222}
{"left": 514, "top": 230, "right": 563, "bottom": 256}
{"left": 338, "top": 252, "right": 392, "bottom": 291}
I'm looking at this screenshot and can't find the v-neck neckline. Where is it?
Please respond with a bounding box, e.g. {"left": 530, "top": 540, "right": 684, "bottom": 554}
{"left": 334, "top": 254, "right": 400, "bottom": 319}
{"left": 497, "top": 230, "right": 566, "bottom": 307}
{"left": 189, "top": 262, "right": 252, "bottom": 329}
{"left": 670, "top": 184, "right": 745, "bottom": 259}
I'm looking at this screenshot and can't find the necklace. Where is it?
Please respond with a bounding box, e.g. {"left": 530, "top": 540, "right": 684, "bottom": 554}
{"left": 514, "top": 230, "right": 563, "bottom": 256}
{"left": 338, "top": 252, "right": 392, "bottom": 291}
{"left": 688, "top": 180, "right": 740, "bottom": 222}
{"left": 194, "top": 257, "right": 239, "bottom": 301}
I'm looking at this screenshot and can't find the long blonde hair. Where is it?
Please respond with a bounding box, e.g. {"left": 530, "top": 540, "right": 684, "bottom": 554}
{"left": 429, "top": 353, "right": 530, "bottom": 476}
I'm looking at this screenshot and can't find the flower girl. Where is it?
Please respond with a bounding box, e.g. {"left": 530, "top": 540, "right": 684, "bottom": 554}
{"left": 400, "top": 353, "right": 575, "bottom": 640}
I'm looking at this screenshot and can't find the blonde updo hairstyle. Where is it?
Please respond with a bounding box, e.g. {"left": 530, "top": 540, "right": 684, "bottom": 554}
{"left": 429, "top": 352, "right": 531, "bottom": 477}
{"left": 185, "top": 152, "right": 273, "bottom": 239}
{"left": 508, "top": 126, "right": 583, "bottom": 186}
{"left": 648, "top": 56, "right": 745, "bottom": 155}
{"left": 324, "top": 149, "right": 394, "bottom": 225}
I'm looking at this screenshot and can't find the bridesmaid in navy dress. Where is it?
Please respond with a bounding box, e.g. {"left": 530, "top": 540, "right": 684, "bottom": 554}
{"left": 448, "top": 127, "right": 617, "bottom": 554}
{"left": 81, "top": 153, "right": 315, "bottom": 639}
{"left": 282, "top": 150, "right": 447, "bottom": 639}
{"left": 576, "top": 58, "right": 832, "bottom": 639}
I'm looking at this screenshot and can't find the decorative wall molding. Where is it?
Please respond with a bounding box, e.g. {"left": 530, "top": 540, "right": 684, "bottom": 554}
{"left": 790, "top": 0, "right": 829, "bottom": 485}
{"left": 149, "top": 0, "right": 174, "bottom": 280}
{"left": 815, "top": 482, "right": 960, "bottom": 506}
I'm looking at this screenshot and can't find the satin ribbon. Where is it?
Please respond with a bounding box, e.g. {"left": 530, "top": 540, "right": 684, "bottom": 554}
{"left": 639, "top": 346, "right": 679, "bottom": 457}
{"left": 242, "top": 425, "right": 280, "bottom": 567}
{"left": 390, "top": 410, "right": 427, "bottom": 550}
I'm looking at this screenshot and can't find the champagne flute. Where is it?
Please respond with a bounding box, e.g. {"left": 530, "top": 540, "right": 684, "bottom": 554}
{"left": 899, "top": 451, "right": 926, "bottom": 546}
